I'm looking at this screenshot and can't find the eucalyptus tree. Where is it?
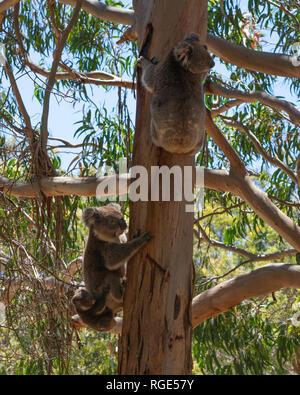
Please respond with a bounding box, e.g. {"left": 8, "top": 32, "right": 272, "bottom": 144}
{"left": 0, "top": 0, "right": 299, "bottom": 375}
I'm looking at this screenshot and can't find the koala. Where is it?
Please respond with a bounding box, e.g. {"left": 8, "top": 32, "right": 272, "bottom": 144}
{"left": 137, "top": 33, "right": 215, "bottom": 155}
{"left": 72, "top": 203, "right": 151, "bottom": 332}
{"left": 72, "top": 287, "right": 117, "bottom": 332}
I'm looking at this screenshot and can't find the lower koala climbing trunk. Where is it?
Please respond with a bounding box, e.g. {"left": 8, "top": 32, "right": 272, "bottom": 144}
{"left": 118, "top": 0, "right": 208, "bottom": 375}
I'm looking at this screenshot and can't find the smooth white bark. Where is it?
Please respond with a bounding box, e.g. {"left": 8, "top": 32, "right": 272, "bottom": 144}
{"left": 58, "top": 0, "right": 135, "bottom": 25}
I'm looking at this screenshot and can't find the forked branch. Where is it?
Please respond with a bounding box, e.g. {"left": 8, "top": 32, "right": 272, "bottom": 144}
{"left": 195, "top": 222, "right": 297, "bottom": 263}
{"left": 2, "top": 60, "right": 32, "bottom": 135}
{"left": 1, "top": 168, "right": 300, "bottom": 250}
{"left": 205, "top": 111, "right": 247, "bottom": 175}
{"left": 221, "top": 116, "right": 299, "bottom": 186}
{"left": 205, "top": 79, "right": 300, "bottom": 126}
{"left": 203, "top": 169, "right": 300, "bottom": 251}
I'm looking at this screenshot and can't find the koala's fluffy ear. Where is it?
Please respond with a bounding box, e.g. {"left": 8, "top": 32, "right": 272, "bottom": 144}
{"left": 173, "top": 41, "right": 193, "bottom": 69}
{"left": 83, "top": 207, "right": 97, "bottom": 226}
{"left": 107, "top": 203, "right": 122, "bottom": 212}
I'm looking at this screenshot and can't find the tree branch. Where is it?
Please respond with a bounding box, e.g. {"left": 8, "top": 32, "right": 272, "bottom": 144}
{"left": 195, "top": 201, "right": 245, "bottom": 221}
{"left": 53, "top": 3, "right": 300, "bottom": 83}
{"left": 205, "top": 78, "right": 300, "bottom": 125}
{"left": 62, "top": 257, "right": 82, "bottom": 283}
{"left": 2, "top": 60, "right": 32, "bottom": 135}
{"left": 205, "top": 110, "right": 247, "bottom": 175}
{"left": 195, "top": 223, "right": 297, "bottom": 270}
{"left": 0, "top": 276, "right": 74, "bottom": 305}
{"left": 195, "top": 223, "right": 256, "bottom": 260}
{"left": 240, "top": 179, "right": 300, "bottom": 250}
{"left": 221, "top": 116, "right": 299, "bottom": 186}
{"left": 268, "top": 194, "right": 300, "bottom": 208}
{"left": 40, "top": 0, "right": 82, "bottom": 153}
{"left": 202, "top": 168, "right": 300, "bottom": 251}
{"left": 58, "top": 0, "right": 135, "bottom": 25}
{"left": 48, "top": 137, "right": 97, "bottom": 149}
{"left": 0, "top": 174, "right": 131, "bottom": 197}
{"left": 13, "top": 50, "right": 135, "bottom": 88}
{"left": 264, "top": 0, "right": 300, "bottom": 31}
{"left": 79, "top": 75, "right": 136, "bottom": 89}
{"left": 211, "top": 99, "right": 244, "bottom": 117}
{"left": 0, "top": 0, "right": 19, "bottom": 13}
{"left": 192, "top": 263, "right": 300, "bottom": 327}
{"left": 206, "top": 34, "right": 300, "bottom": 79}
{"left": 1, "top": 168, "right": 300, "bottom": 250}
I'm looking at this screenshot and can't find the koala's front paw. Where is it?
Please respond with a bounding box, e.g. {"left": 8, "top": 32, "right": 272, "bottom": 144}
{"left": 150, "top": 56, "right": 159, "bottom": 65}
{"left": 141, "top": 232, "right": 152, "bottom": 242}
{"left": 133, "top": 229, "right": 142, "bottom": 239}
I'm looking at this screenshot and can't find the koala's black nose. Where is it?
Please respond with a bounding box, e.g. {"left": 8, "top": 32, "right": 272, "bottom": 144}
{"left": 119, "top": 218, "right": 127, "bottom": 230}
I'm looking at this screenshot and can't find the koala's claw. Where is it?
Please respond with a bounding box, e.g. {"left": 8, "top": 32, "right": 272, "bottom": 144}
{"left": 142, "top": 232, "right": 152, "bottom": 242}
{"left": 133, "top": 229, "right": 142, "bottom": 239}
{"left": 150, "top": 56, "right": 158, "bottom": 65}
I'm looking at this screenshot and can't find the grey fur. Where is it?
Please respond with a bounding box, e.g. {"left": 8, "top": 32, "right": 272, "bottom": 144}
{"left": 72, "top": 204, "right": 151, "bottom": 331}
{"left": 138, "top": 33, "right": 215, "bottom": 155}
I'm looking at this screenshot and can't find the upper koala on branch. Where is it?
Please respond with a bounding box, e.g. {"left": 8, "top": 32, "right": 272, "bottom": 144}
{"left": 138, "top": 33, "right": 215, "bottom": 155}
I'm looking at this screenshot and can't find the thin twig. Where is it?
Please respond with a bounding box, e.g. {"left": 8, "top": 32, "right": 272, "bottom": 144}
{"left": 194, "top": 202, "right": 245, "bottom": 223}
{"left": 195, "top": 225, "right": 297, "bottom": 286}
{"left": 211, "top": 99, "right": 244, "bottom": 117}
{"left": 221, "top": 116, "right": 298, "bottom": 185}
{"left": 2, "top": 62, "right": 32, "bottom": 135}
{"left": 205, "top": 77, "right": 300, "bottom": 126}
{"left": 264, "top": 0, "right": 300, "bottom": 30}
{"left": 205, "top": 110, "right": 247, "bottom": 175}
{"left": 40, "top": 0, "right": 82, "bottom": 153}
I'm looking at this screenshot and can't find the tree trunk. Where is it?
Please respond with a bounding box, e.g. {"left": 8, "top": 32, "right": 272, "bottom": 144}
{"left": 118, "top": 0, "right": 208, "bottom": 375}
